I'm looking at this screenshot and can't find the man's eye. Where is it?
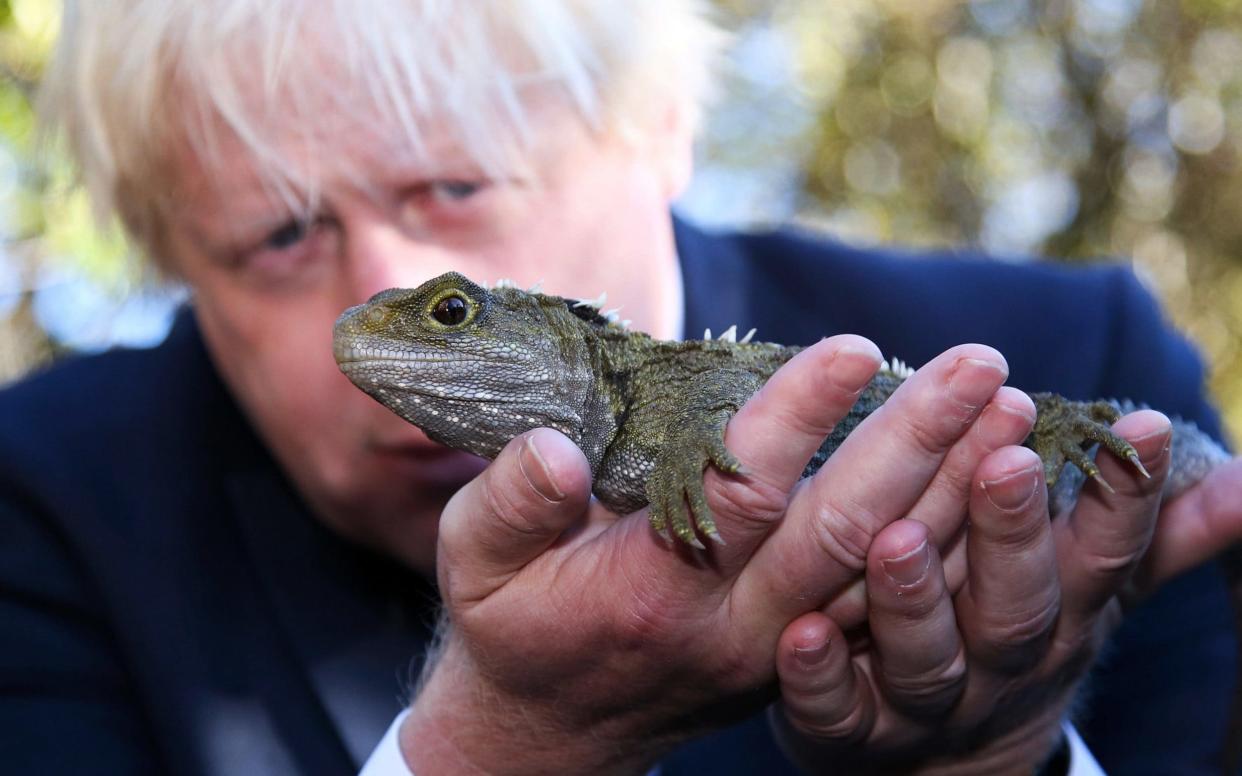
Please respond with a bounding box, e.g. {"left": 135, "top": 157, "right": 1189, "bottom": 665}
{"left": 427, "top": 180, "right": 484, "bottom": 203}
{"left": 264, "top": 220, "right": 311, "bottom": 250}
{"left": 228, "top": 216, "right": 336, "bottom": 289}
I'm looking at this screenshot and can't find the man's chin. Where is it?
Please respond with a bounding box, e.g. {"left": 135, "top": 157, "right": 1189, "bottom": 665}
{"left": 307, "top": 446, "right": 487, "bottom": 572}
{"left": 336, "top": 480, "right": 460, "bottom": 574}
{"left": 369, "top": 444, "right": 489, "bottom": 485}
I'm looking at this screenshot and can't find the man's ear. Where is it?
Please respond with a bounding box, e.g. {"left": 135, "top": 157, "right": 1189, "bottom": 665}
{"left": 648, "top": 98, "right": 696, "bottom": 201}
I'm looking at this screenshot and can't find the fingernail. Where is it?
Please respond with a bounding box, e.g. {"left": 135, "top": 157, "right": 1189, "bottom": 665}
{"left": 882, "top": 540, "right": 930, "bottom": 587}
{"left": 981, "top": 463, "right": 1040, "bottom": 511}
{"left": 519, "top": 435, "right": 565, "bottom": 502}
{"left": 829, "top": 342, "right": 883, "bottom": 394}
{"left": 948, "top": 357, "right": 1008, "bottom": 409}
{"left": 1134, "top": 424, "right": 1173, "bottom": 470}
{"left": 794, "top": 638, "right": 830, "bottom": 667}
{"left": 976, "top": 401, "right": 1036, "bottom": 449}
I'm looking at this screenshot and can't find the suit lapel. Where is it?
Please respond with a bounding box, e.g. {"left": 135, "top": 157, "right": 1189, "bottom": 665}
{"left": 225, "top": 452, "right": 436, "bottom": 771}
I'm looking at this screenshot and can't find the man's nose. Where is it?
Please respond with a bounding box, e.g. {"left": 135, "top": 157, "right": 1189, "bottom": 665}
{"left": 343, "top": 217, "right": 457, "bottom": 303}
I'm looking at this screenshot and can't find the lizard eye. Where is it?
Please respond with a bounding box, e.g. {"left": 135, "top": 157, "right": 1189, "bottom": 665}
{"left": 433, "top": 294, "right": 469, "bottom": 326}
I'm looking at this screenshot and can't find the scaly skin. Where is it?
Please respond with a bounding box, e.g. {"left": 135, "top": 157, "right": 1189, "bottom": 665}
{"left": 332, "top": 272, "right": 1230, "bottom": 548}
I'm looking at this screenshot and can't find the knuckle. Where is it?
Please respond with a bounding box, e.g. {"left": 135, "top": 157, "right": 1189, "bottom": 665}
{"left": 806, "top": 497, "right": 882, "bottom": 572}
{"left": 706, "top": 472, "right": 789, "bottom": 528}
{"left": 883, "top": 648, "right": 968, "bottom": 716}
{"left": 480, "top": 475, "right": 546, "bottom": 537}
{"left": 989, "top": 511, "right": 1048, "bottom": 550}
{"left": 987, "top": 607, "right": 1058, "bottom": 650}
{"left": 887, "top": 590, "right": 943, "bottom": 621}
{"left": 1080, "top": 545, "right": 1144, "bottom": 583}
{"left": 975, "top": 603, "right": 1059, "bottom": 670}
{"left": 787, "top": 697, "right": 871, "bottom": 744}
{"left": 901, "top": 410, "right": 959, "bottom": 461}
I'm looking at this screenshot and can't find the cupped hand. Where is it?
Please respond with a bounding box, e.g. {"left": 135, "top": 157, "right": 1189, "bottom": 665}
{"left": 400, "top": 336, "right": 1026, "bottom": 775}
{"left": 772, "top": 409, "right": 1176, "bottom": 774}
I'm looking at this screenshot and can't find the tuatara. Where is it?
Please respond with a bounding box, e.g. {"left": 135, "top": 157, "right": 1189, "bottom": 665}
{"left": 331, "top": 272, "right": 1230, "bottom": 548}
{"left": 332, "top": 271, "right": 1242, "bottom": 768}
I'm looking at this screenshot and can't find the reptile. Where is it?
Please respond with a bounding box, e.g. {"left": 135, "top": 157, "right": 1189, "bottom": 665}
{"left": 331, "top": 271, "right": 1231, "bottom": 549}
{"left": 332, "top": 271, "right": 1241, "bottom": 767}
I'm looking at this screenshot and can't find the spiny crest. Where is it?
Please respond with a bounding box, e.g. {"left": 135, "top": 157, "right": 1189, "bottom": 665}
{"left": 485, "top": 279, "right": 632, "bottom": 332}
{"left": 702, "top": 325, "right": 757, "bottom": 344}
{"left": 566, "top": 290, "right": 631, "bottom": 331}
{"left": 884, "top": 357, "right": 915, "bottom": 379}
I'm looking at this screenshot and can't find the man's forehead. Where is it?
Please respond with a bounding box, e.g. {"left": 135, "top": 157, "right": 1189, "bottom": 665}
{"left": 166, "top": 92, "right": 581, "bottom": 234}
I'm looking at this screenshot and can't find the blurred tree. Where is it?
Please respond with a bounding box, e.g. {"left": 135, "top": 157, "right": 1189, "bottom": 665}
{"left": 702, "top": 0, "right": 1242, "bottom": 442}
{"left": 0, "top": 0, "right": 139, "bottom": 383}
{"left": 0, "top": 0, "right": 53, "bottom": 382}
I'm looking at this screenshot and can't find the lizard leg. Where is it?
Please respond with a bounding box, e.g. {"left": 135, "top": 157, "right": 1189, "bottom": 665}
{"left": 1029, "top": 393, "right": 1145, "bottom": 490}
{"left": 643, "top": 370, "right": 759, "bottom": 548}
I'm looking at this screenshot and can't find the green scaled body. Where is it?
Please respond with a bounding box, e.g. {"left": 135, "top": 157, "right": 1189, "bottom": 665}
{"left": 333, "top": 272, "right": 1229, "bottom": 548}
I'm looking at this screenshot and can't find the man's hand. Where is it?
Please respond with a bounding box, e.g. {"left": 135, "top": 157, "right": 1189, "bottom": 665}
{"left": 399, "top": 336, "right": 1029, "bottom": 774}
{"left": 771, "top": 410, "right": 1177, "bottom": 774}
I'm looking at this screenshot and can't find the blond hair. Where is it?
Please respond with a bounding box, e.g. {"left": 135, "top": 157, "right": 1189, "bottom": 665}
{"left": 40, "top": 1, "right": 725, "bottom": 260}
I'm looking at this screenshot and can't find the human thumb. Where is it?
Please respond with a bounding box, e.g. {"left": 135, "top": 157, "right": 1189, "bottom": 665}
{"left": 436, "top": 428, "right": 593, "bottom": 605}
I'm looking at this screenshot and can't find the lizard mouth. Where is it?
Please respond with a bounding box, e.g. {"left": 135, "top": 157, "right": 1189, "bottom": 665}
{"left": 333, "top": 341, "right": 526, "bottom": 371}
{"left": 333, "top": 342, "right": 468, "bottom": 367}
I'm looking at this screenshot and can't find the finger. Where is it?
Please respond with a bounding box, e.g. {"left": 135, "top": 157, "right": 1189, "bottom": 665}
{"left": 437, "top": 428, "right": 593, "bottom": 606}
{"left": 1135, "top": 456, "right": 1242, "bottom": 592}
{"left": 853, "top": 387, "right": 1032, "bottom": 625}
{"left": 774, "top": 612, "right": 876, "bottom": 744}
{"left": 819, "top": 391, "right": 1028, "bottom": 628}
{"left": 1055, "top": 410, "right": 1171, "bottom": 630}
{"left": 866, "top": 519, "right": 967, "bottom": 718}
{"left": 955, "top": 445, "right": 1059, "bottom": 673}
{"left": 740, "top": 345, "right": 1009, "bottom": 623}
{"left": 704, "top": 336, "right": 883, "bottom": 547}
{"left": 904, "top": 387, "right": 1036, "bottom": 547}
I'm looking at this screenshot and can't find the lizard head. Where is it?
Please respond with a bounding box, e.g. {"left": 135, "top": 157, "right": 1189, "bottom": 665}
{"left": 332, "top": 272, "right": 599, "bottom": 460}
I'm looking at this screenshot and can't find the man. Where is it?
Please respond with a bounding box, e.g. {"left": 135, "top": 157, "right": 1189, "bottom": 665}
{"left": 3, "top": 0, "right": 1239, "bottom": 773}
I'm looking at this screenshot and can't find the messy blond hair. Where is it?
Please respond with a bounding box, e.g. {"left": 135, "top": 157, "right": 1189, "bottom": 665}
{"left": 40, "top": 1, "right": 724, "bottom": 261}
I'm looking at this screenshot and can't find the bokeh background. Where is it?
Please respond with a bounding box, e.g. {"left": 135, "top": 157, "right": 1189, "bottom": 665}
{"left": 2, "top": 0, "right": 1241, "bottom": 440}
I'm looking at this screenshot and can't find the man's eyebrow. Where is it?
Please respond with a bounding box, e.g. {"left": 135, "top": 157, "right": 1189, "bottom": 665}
{"left": 181, "top": 202, "right": 306, "bottom": 248}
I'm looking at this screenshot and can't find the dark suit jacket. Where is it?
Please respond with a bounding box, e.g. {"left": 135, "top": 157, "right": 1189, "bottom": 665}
{"left": 0, "top": 220, "right": 1234, "bottom": 775}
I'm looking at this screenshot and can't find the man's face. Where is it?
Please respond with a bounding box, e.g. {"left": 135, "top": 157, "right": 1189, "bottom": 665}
{"left": 163, "top": 101, "right": 690, "bottom": 572}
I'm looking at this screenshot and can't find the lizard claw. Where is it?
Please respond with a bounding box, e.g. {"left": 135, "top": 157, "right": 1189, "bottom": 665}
{"left": 1126, "top": 450, "right": 1152, "bottom": 479}
{"left": 1029, "top": 394, "right": 1144, "bottom": 489}
{"left": 641, "top": 368, "right": 760, "bottom": 550}
{"left": 645, "top": 408, "right": 742, "bottom": 549}
{"left": 654, "top": 525, "right": 674, "bottom": 548}
{"left": 1089, "top": 471, "right": 1117, "bottom": 495}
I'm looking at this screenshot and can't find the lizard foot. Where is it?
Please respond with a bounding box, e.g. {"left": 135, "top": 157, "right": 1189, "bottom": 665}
{"left": 645, "top": 408, "right": 742, "bottom": 550}
{"left": 1028, "top": 393, "right": 1148, "bottom": 492}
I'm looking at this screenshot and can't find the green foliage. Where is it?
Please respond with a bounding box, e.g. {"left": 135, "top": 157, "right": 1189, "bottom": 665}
{"left": 1, "top": 2, "right": 133, "bottom": 276}
{"left": 708, "top": 0, "right": 1242, "bottom": 442}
